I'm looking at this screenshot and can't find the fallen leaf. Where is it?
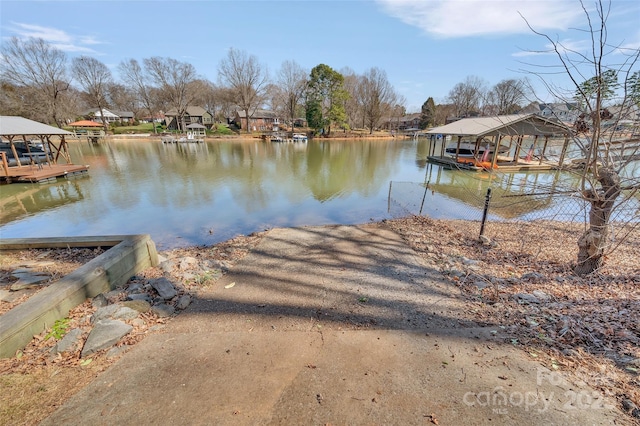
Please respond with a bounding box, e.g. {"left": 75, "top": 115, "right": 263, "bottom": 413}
{"left": 224, "top": 282, "right": 235, "bottom": 289}
{"left": 424, "top": 413, "right": 439, "bottom": 425}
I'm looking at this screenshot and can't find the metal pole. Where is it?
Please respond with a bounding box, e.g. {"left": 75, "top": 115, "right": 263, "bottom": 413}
{"left": 419, "top": 181, "right": 429, "bottom": 215}
{"left": 479, "top": 187, "right": 492, "bottom": 237}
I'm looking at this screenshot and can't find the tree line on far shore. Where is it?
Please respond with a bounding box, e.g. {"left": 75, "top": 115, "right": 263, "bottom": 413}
{"left": 1, "top": 38, "right": 535, "bottom": 135}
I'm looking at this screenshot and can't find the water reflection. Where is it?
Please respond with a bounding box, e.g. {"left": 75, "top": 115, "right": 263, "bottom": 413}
{"left": 1, "top": 139, "right": 410, "bottom": 248}
{"left": 1, "top": 138, "right": 637, "bottom": 248}
{"left": 0, "top": 181, "right": 85, "bottom": 224}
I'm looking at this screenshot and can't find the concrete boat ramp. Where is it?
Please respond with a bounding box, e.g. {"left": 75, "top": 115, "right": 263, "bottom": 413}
{"left": 42, "top": 225, "right": 625, "bottom": 425}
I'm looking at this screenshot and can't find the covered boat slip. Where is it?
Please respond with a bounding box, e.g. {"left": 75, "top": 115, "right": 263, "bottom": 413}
{"left": 0, "top": 116, "right": 89, "bottom": 183}
{"left": 425, "top": 114, "right": 572, "bottom": 172}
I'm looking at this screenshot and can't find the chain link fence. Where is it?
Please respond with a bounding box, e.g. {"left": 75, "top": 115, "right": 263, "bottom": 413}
{"left": 388, "top": 168, "right": 640, "bottom": 254}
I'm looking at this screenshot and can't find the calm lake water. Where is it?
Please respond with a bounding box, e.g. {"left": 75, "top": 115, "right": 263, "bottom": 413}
{"left": 0, "top": 138, "right": 427, "bottom": 249}
{"left": 0, "top": 137, "right": 636, "bottom": 249}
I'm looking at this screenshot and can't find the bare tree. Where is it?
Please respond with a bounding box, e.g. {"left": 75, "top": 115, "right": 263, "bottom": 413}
{"left": 389, "top": 96, "right": 407, "bottom": 133}
{"left": 191, "top": 79, "right": 223, "bottom": 124}
{"left": 118, "top": 59, "right": 160, "bottom": 133}
{"left": 485, "top": 79, "right": 529, "bottom": 115}
{"left": 107, "top": 83, "right": 140, "bottom": 118}
{"left": 0, "top": 37, "right": 70, "bottom": 126}
{"left": 522, "top": 0, "right": 640, "bottom": 275}
{"left": 145, "top": 57, "right": 198, "bottom": 131}
{"left": 434, "top": 103, "right": 456, "bottom": 126}
{"left": 341, "top": 67, "right": 364, "bottom": 130}
{"left": 264, "top": 83, "right": 284, "bottom": 118}
{"left": 216, "top": 87, "right": 241, "bottom": 124}
{"left": 276, "top": 60, "right": 307, "bottom": 131}
{"left": 0, "top": 82, "right": 28, "bottom": 117}
{"left": 360, "top": 68, "right": 397, "bottom": 134}
{"left": 447, "top": 75, "right": 487, "bottom": 118}
{"left": 71, "top": 56, "right": 113, "bottom": 130}
{"left": 218, "top": 48, "right": 269, "bottom": 133}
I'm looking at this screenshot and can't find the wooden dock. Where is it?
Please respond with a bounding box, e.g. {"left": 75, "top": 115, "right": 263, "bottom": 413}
{"left": 427, "top": 155, "right": 560, "bottom": 172}
{"left": 161, "top": 136, "right": 204, "bottom": 143}
{"left": 0, "top": 163, "right": 90, "bottom": 184}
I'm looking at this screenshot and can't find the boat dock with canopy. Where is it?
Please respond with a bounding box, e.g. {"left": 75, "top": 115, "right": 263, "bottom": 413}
{"left": 0, "top": 116, "right": 89, "bottom": 183}
{"left": 68, "top": 119, "right": 106, "bottom": 143}
{"left": 425, "top": 114, "right": 572, "bottom": 172}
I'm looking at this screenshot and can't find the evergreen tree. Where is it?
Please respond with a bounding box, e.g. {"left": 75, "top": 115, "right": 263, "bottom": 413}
{"left": 305, "top": 64, "right": 349, "bottom": 135}
{"left": 419, "top": 97, "right": 436, "bottom": 129}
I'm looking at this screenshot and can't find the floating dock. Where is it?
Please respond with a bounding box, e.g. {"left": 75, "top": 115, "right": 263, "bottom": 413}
{"left": 0, "top": 163, "right": 90, "bottom": 184}
{"left": 427, "top": 156, "right": 560, "bottom": 172}
{"left": 161, "top": 136, "right": 204, "bottom": 143}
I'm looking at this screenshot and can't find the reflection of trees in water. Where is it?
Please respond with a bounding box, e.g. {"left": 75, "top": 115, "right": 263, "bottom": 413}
{"left": 415, "top": 138, "right": 431, "bottom": 169}
{"left": 72, "top": 139, "right": 405, "bottom": 211}
{"left": 0, "top": 181, "right": 85, "bottom": 224}
{"left": 303, "top": 141, "right": 400, "bottom": 202}
{"left": 422, "top": 163, "right": 592, "bottom": 220}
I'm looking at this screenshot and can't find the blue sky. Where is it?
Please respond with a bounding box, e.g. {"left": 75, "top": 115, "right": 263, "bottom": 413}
{"left": 1, "top": 0, "right": 639, "bottom": 112}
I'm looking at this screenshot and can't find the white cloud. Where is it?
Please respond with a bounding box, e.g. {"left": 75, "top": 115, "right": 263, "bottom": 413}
{"left": 376, "top": 0, "right": 583, "bottom": 38}
{"left": 8, "top": 22, "right": 102, "bottom": 54}
{"left": 79, "top": 36, "right": 104, "bottom": 46}
{"left": 52, "top": 43, "right": 99, "bottom": 54}
{"left": 10, "top": 22, "right": 73, "bottom": 43}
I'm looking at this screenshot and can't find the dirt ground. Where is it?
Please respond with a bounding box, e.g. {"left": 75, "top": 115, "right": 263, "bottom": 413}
{"left": 0, "top": 218, "right": 638, "bottom": 425}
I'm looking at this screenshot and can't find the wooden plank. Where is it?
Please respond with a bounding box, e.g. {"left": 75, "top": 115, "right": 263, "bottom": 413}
{"left": 0, "top": 234, "right": 158, "bottom": 358}
{"left": 0, "top": 164, "right": 89, "bottom": 182}
{"left": 427, "top": 155, "right": 559, "bottom": 172}
{"left": 0, "top": 235, "right": 140, "bottom": 250}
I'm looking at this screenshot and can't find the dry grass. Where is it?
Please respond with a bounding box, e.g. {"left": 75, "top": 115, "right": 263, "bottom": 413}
{"left": 0, "top": 359, "right": 111, "bottom": 426}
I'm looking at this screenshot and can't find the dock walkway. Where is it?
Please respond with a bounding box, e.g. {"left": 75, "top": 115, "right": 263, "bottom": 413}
{"left": 427, "top": 155, "right": 560, "bottom": 172}
{"left": 1, "top": 164, "right": 89, "bottom": 183}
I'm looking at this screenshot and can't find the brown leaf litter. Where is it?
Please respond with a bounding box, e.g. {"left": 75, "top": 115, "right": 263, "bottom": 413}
{"left": 386, "top": 215, "right": 640, "bottom": 420}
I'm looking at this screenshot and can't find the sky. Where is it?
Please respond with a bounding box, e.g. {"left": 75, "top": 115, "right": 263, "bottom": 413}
{"left": 1, "top": 0, "right": 639, "bottom": 112}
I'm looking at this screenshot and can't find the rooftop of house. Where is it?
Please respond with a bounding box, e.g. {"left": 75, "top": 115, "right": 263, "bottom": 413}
{"left": 165, "top": 106, "right": 209, "bottom": 117}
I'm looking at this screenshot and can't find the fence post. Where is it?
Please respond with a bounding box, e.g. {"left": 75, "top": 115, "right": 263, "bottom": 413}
{"left": 419, "top": 181, "right": 429, "bottom": 215}
{"left": 479, "top": 188, "right": 492, "bottom": 238}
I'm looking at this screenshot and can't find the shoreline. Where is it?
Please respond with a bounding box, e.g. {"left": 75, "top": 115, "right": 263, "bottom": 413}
{"left": 69, "top": 132, "right": 403, "bottom": 143}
